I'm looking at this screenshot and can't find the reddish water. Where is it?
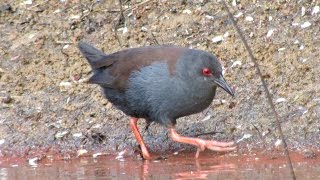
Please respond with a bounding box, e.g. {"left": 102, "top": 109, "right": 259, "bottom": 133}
{"left": 0, "top": 151, "right": 319, "bottom": 179}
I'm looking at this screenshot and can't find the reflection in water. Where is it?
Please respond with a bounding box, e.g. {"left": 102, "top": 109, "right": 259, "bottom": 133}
{"left": 139, "top": 158, "right": 236, "bottom": 180}
{"left": 139, "top": 157, "right": 237, "bottom": 180}
{"left": 0, "top": 168, "right": 8, "bottom": 180}
{"left": 174, "top": 159, "right": 236, "bottom": 180}
{"left": 141, "top": 159, "right": 149, "bottom": 180}
{"left": 0, "top": 152, "right": 320, "bottom": 179}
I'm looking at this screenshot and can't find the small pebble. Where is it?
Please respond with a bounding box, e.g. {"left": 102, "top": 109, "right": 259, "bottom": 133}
{"left": 301, "top": 7, "right": 306, "bottom": 16}
{"left": 237, "top": 134, "right": 252, "bottom": 143}
{"left": 231, "top": 60, "right": 242, "bottom": 68}
{"left": 59, "top": 81, "right": 72, "bottom": 87}
{"left": 292, "top": 22, "right": 299, "bottom": 26}
{"left": 212, "top": 36, "right": 223, "bottom": 43}
{"left": 234, "top": 12, "right": 243, "bottom": 18}
{"left": 266, "top": 29, "right": 274, "bottom": 38}
{"left": 93, "top": 153, "right": 102, "bottom": 158}
{"left": 73, "top": 133, "right": 83, "bottom": 138}
{"left": 245, "top": 16, "right": 254, "bottom": 22}
{"left": 28, "top": 157, "right": 39, "bottom": 167}
{"left": 2, "top": 95, "right": 12, "bottom": 104}
{"left": 201, "top": 115, "right": 211, "bottom": 122}
{"left": 182, "top": 9, "right": 191, "bottom": 14}
{"left": 276, "top": 98, "right": 286, "bottom": 103}
{"left": 299, "top": 45, "right": 304, "bottom": 50}
{"left": 141, "top": 27, "right": 148, "bottom": 32}
{"left": 205, "top": 15, "right": 214, "bottom": 20}
{"left": 223, "top": 32, "right": 230, "bottom": 38}
{"left": 275, "top": 139, "right": 282, "bottom": 147}
{"left": 312, "top": 6, "right": 319, "bottom": 15}
{"left": 301, "top": 22, "right": 311, "bottom": 29}
{"left": 55, "top": 131, "right": 69, "bottom": 139}
{"left": 23, "top": 0, "right": 33, "bottom": 5}
{"left": 77, "top": 149, "right": 88, "bottom": 157}
{"left": 122, "top": 27, "right": 128, "bottom": 34}
{"left": 232, "top": 0, "right": 236, "bottom": 6}
{"left": 116, "top": 150, "right": 127, "bottom": 160}
{"left": 70, "top": 14, "right": 81, "bottom": 20}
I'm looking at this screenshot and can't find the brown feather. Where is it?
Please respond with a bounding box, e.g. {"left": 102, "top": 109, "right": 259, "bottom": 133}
{"left": 104, "top": 46, "right": 188, "bottom": 90}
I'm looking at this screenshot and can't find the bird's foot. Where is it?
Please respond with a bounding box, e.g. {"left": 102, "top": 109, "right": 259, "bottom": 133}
{"left": 169, "top": 128, "right": 236, "bottom": 158}
{"left": 194, "top": 139, "right": 236, "bottom": 158}
{"left": 140, "top": 145, "right": 151, "bottom": 160}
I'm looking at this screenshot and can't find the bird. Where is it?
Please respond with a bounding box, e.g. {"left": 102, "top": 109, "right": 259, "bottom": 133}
{"left": 78, "top": 42, "right": 236, "bottom": 160}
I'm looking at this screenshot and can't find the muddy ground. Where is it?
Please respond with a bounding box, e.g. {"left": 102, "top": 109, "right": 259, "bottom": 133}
{"left": 0, "top": 0, "right": 319, "bottom": 159}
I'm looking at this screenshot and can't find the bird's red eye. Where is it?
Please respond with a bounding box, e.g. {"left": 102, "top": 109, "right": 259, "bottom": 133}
{"left": 202, "top": 68, "right": 212, "bottom": 76}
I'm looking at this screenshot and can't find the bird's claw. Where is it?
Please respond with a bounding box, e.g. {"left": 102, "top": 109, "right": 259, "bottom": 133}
{"left": 195, "top": 139, "right": 236, "bottom": 158}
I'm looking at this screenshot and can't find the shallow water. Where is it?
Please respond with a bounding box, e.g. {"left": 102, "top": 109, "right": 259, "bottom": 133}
{"left": 0, "top": 152, "right": 319, "bottom": 180}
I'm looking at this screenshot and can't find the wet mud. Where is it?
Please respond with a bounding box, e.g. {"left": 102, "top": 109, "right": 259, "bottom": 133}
{"left": 1, "top": 151, "right": 320, "bottom": 179}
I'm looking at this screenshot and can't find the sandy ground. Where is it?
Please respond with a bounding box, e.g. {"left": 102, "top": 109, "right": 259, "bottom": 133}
{"left": 0, "top": 0, "right": 319, "bottom": 158}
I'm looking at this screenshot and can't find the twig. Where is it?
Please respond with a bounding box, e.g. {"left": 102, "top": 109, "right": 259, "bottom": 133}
{"left": 252, "top": 123, "right": 267, "bottom": 147}
{"left": 113, "top": 28, "right": 122, "bottom": 47}
{"left": 118, "top": 0, "right": 125, "bottom": 23}
{"left": 102, "top": 0, "right": 151, "bottom": 13}
{"left": 194, "top": 131, "right": 223, "bottom": 137}
{"left": 112, "top": 0, "right": 126, "bottom": 48}
{"left": 114, "top": 0, "right": 126, "bottom": 27}
{"left": 220, "top": 1, "right": 296, "bottom": 180}
{"left": 150, "top": 32, "right": 160, "bottom": 45}
{"left": 80, "top": 1, "right": 96, "bottom": 20}
{"left": 0, "top": 47, "right": 8, "bottom": 55}
{"left": 55, "top": 41, "right": 73, "bottom": 44}
{"left": 125, "top": 0, "right": 152, "bottom": 12}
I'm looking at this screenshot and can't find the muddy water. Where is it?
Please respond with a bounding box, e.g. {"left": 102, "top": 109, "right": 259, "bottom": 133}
{"left": 0, "top": 152, "right": 319, "bottom": 180}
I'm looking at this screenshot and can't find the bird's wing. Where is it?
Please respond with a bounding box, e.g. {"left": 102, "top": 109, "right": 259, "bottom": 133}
{"left": 108, "top": 46, "right": 187, "bottom": 90}
{"left": 79, "top": 43, "right": 188, "bottom": 90}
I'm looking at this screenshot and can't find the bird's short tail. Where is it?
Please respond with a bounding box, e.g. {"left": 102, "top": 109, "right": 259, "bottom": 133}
{"left": 78, "top": 42, "right": 109, "bottom": 69}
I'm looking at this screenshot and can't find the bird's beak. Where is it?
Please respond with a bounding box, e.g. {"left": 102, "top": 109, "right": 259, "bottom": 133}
{"left": 214, "top": 75, "right": 235, "bottom": 97}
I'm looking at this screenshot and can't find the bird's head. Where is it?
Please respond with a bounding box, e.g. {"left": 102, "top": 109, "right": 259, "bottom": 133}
{"left": 178, "top": 49, "right": 235, "bottom": 97}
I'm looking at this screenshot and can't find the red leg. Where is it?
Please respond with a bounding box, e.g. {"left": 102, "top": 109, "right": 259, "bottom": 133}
{"left": 169, "top": 128, "right": 236, "bottom": 158}
{"left": 130, "top": 118, "right": 151, "bottom": 160}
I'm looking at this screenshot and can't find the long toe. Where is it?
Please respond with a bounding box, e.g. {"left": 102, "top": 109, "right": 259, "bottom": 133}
{"left": 195, "top": 140, "right": 236, "bottom": 158}
{"left": 205, "top": 140, "right": 237, "bottom": 152}
{"left": 207, "top": 141, "right": 234, "bottom": 147}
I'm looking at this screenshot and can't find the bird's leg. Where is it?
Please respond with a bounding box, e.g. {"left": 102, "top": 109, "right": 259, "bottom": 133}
{"left": 130, "top": 118, "right": 151, "bottom": 160}
{"left": 169, "top": 128, "right": 236, "bottom": 158}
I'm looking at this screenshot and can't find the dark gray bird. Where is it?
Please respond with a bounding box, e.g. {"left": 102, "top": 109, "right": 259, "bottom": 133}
{"left": 78, "top": 42, "right": 236, "bottom": 160}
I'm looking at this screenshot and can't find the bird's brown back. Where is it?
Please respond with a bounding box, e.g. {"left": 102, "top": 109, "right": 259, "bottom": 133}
{"left": 105, "top": 46, "right": 188, "bottom": 90}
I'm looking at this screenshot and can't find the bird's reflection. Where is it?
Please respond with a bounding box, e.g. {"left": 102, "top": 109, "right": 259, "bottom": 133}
{"left": 175, "top": 159, "right": 236, "bottom": 180}
{"left": 141, "top": 159, "right": 150, "bottom": 180}
{"left": 139, "top": 156, "right": 236, "bottom": 180}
